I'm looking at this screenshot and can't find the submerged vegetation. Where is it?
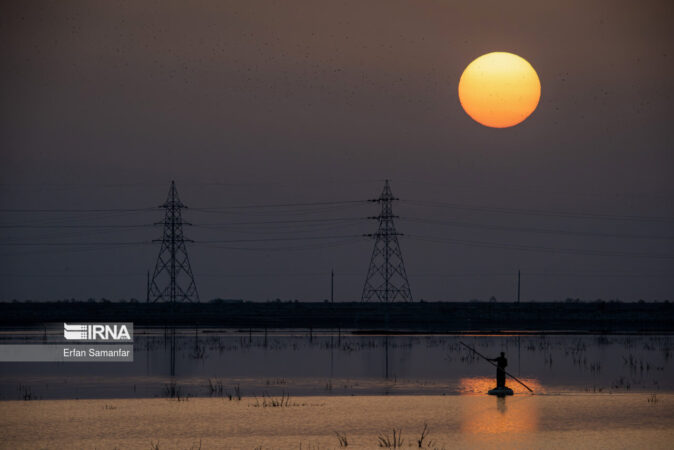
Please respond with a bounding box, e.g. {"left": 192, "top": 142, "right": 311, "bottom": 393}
{"left": 2, "top": 333, "right": 671, "bottom": 400}
{"left": 18, "top": 384, "right": 35, "bottom": 401}
{"left": 207, "top": 378, "right": 224, "bottom": 396}
{"left": 162, "top": 381, "right": 188, "bottom": 401}
{"left": 207, "top": 379, "right": 242, "bottom": 400}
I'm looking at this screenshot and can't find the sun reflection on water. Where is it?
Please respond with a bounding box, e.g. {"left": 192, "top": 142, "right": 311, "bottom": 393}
{"left": 458, "top": 377, "right": 541, "bottom": 437}
{"left": 458, "top": 377, "right": 543, "bottom": 395}
{"left": 462, "top": 396, "right": 539, "bottom": 435}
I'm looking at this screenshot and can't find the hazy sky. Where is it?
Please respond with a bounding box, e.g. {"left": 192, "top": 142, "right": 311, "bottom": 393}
{"left": 1, "top": 0, "right": 672, "bottom": 301}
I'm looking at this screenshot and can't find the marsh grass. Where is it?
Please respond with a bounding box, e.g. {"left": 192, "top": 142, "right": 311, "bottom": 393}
{"left": 162, "top": 381, "right": 188, "bottom": 401}
{"left": 190, "top": 345, "right": 206, "bottom": 360}
{"left": 207, "top": 379, "right": 242, "bottom": 400}
{"left": 18, "top": 384, "right": 35, "bottom": 401}
{"left": 207, "top": 378, "right": 224, "bottom": 397}
{"left": 151, "top": 439, "right": 201, "bottom": 449}
{"left": 253, "top": 391, "right": 293, "bottom": 407}
{"left": 378, "top": 429, "right": 404, "bottom": 448}
{"left": 334, "top": 431, "right": 348, "bottom": 447}
{"left": 416, "top": 423, "right": 436, "bottom": 448}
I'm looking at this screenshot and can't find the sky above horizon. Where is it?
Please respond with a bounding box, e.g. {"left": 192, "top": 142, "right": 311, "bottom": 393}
{"left": 1, "top": 0, "right": 673, "bottom": 302}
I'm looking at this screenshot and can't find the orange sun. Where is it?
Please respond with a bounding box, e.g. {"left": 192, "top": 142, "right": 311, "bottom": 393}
{"left": 458, "top": 52, "right": 541, "bottom": 128}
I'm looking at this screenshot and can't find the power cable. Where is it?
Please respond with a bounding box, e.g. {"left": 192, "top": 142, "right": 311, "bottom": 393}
{"left": 407, "top": 234, "right": 674, "bottom": 259}
{"left": 401, "top": 200, "right": 674, "bottom": 223}
{"left": 402, "top": 217, "right": 674, "bottom": 240}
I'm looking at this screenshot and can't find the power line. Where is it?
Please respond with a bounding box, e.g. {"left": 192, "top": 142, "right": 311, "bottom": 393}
{"left": 197, "top": 234, "right": 365, "bottom": 244}
{"left": 0, "top": 201, "right": 366, "bottom": 215}
{"left": 0, "top": 241, "right": 152, "bottom": 246}
{"left": 1, "top": 200, "right": 669, "bottom": 222}
{"left": 401, "top": 200, "right": 674, "bottom": 223}
{"left": 0, "top": 217, "right": 364, "bottom": 230}
{"left": 203, "top": 237, "right": 365, "bottom": 252}
{"left": 394, "top": 179, "right": 674, "bottom": 201}
{"left": 402, "top": 217, "right": 674, "bottom": 240}
{"left": 0, "top": 210, "right": 156, "bottom": 229}
{"left": 408, "top": 272, "right": 674, "bottom": 278}
{"left": 0, "top": 244, "right": 147, "bottom": 258}
{"left": 1, "top": 271, "right": 670, "bottom": 279}
{"left": 194, "top": 217, "right": 366, "bottom": 226}
{"left": 0, "top": 234, "right": 366, "bottom": 246}
{"left": 189, "top": 204, "right": 368, "bottom": 218}
{"left": 3, "top": 215, "right": 670, "bottom": 241}
{"left": 407, "top": 234, "right": 674, "bottom": 259}
{"left": 193, "top": 222, "right": 366, "bottom": 237}
{"left": 0, "top": 208, "right": 154, "bottom": 213}
{"left": 191, "top": 200, "right": 367, "bottom": 210}
{"left": 0, "top": 179, "right": 379, "bottom": 189}
{"left": 0, "top": 224, "right": 153, "bottom": 229}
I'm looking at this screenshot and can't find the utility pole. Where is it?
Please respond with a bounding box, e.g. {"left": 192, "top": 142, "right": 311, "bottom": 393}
{"left": 145, "top": 270, "right": 150, "bottom": 303}
{"left": 361, "top": 180, "right": 412, "bottom": 302}
{"left": 331, "top": 269, "right": 334, "bottom": 303}
{"left": 149, "top": 181, "right": 199, "bottom": 304}
{"left": 517, "top": 269, "right": 521, "bottom": 304}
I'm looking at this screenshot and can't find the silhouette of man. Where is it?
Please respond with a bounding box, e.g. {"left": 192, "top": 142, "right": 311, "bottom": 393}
{"left": 489, "top": 352, "right": 508, "bottom": 388}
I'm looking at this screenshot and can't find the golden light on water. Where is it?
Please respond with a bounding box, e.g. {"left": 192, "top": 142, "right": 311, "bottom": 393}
{"left": 458, "top": 377, "right": 543, "bottom": 395}
{"left": 461, "top": 396, "right": 539, "bottom": 435}
{"left": 458, "top": 52, "right": 541, "bottom": 128}
{"left": 458, "top": 377, "right": 541, "bottom": 436}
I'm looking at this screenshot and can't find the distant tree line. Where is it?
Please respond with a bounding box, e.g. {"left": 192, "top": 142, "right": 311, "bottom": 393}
{"left": 2, "top": 297, "right": 670, "bottom": 304}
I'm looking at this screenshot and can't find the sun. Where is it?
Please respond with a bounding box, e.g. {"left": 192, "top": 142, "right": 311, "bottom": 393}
{"left": 458, "top": 52, "right": 541, "bottom": 128}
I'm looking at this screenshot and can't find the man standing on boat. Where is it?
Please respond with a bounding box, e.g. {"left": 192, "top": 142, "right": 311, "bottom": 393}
{"left": 488, "top": 352, "right": 508, "bottom": 388}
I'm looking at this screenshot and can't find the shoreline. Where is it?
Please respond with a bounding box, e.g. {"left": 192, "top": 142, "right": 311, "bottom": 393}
{"left": 2, "top": 301, "right": 672, "bottom": 332}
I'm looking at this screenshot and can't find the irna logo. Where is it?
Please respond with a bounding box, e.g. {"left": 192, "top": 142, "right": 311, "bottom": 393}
{"left": 63, "top": 323, "right": 132, "bottom": 341}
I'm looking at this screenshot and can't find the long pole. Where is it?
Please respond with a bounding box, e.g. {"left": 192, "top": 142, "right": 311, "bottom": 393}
{"left": 459, "top": 341, "right": 534, "bottom": 393}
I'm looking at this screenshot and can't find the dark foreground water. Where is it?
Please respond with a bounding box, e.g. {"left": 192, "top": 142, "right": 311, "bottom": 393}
{"left": 0, "top": 330, "right": 672, "bottom": 400}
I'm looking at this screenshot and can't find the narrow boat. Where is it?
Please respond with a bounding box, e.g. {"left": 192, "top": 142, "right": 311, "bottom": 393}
{"left": 459, "top": 342, "right": 534, "bottom": 396}
{"left": 488, "top": 386, "right": 514, "bottom": 396}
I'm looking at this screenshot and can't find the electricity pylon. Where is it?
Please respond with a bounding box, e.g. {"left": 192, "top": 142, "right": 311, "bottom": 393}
{"left": 148, "top": 180, "right": 200, "bottom": 303}
{"left": 361, "top": 180, "right": 413, "bottom": 302}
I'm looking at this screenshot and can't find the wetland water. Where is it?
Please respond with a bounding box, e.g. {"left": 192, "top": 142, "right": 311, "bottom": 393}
{"left": 2, "top": 395, "right": 674, "bottom": 449}
{"left": 0, "top": 330, "right": 671, "bottom": 400}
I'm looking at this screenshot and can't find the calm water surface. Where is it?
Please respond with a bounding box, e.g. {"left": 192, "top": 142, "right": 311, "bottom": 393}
{"left": 1, "top": 395, "right": 673, "bottom": 449}
{"left": 0, "top": 330, "right": 671, "bottom": 399}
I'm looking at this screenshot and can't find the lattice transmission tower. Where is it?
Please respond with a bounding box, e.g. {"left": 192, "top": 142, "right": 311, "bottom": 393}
{"left": 148, "top": 180, "right": 200, "bottom": 303}
{"left": 361, "top": 180, "right": 413, "bottom": 302}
